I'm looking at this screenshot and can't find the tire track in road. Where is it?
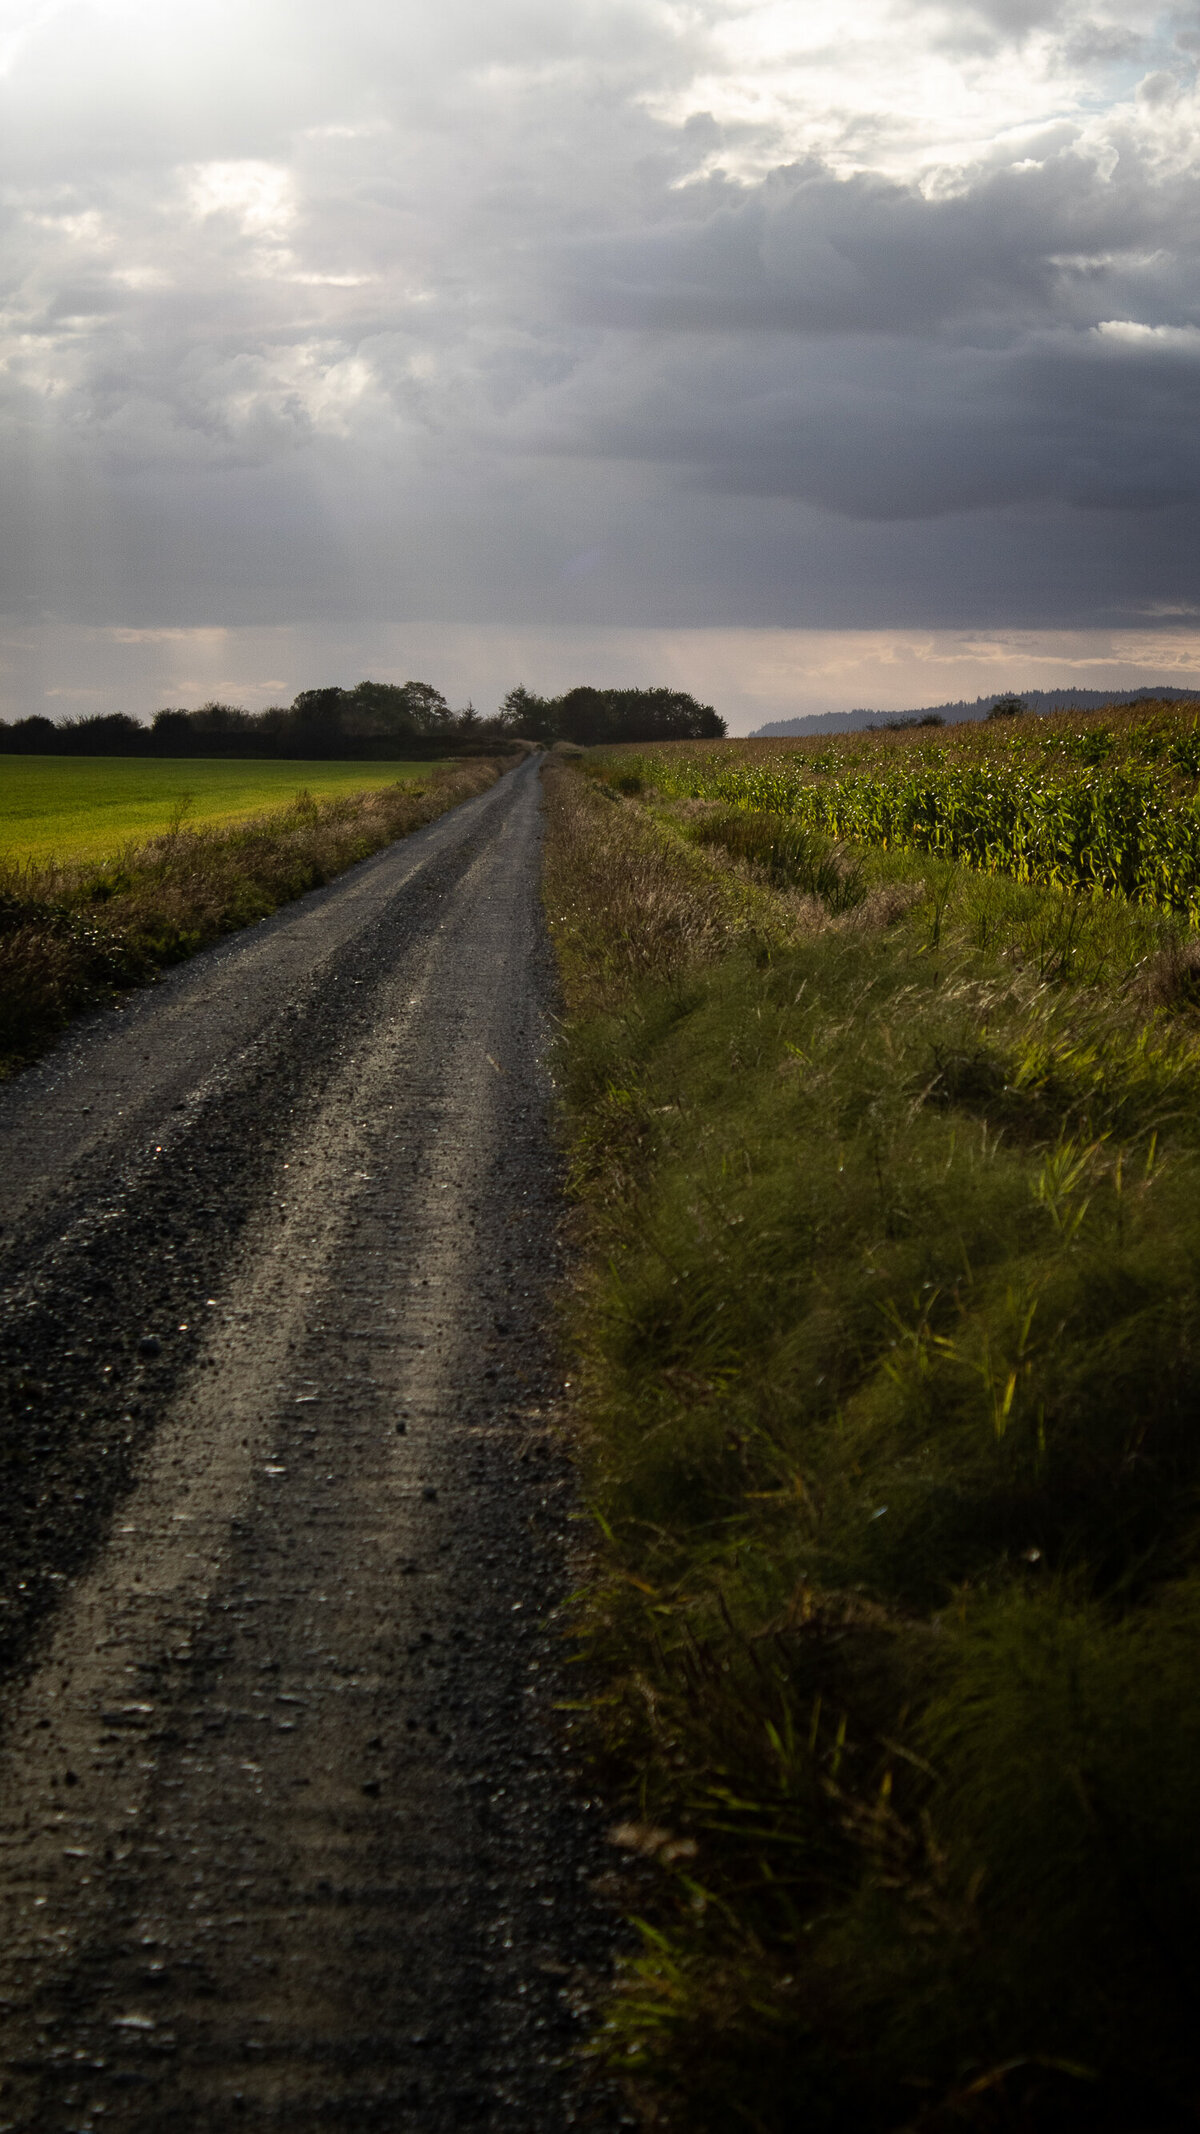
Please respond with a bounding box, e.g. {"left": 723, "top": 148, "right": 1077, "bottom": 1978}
{"left": 0, "top": 759, "right": 622, "bottom": 2130}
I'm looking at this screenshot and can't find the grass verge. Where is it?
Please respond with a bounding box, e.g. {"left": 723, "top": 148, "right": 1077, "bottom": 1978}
{"left": 543, "top": 759, "right": 1200, "bottom": 2132}
{"left": 0, "top": 759, "right": 503, "bottom": 1076}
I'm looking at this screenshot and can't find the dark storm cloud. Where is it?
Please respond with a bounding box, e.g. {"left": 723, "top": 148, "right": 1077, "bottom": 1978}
{"left": 3, "top": 0, "right": 1200, "bottom": 636}
{"left": 558, "top": 146, "right": 1200, "bottom": 337}
{"left": 533, "top": 130, "right": 1200, "bottom": 525}
{"left": 522, "top": 321, "right": 1200, "bottom": 520}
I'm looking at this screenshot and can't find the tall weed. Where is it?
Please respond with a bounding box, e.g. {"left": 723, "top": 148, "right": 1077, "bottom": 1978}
{"left": 685, "top": 807, "right": 867, "bottom": 912}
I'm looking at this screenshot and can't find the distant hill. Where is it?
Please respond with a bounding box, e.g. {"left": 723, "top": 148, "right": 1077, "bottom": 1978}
{"left": 750, "top": 685, "right": 1200, "bottom": 738}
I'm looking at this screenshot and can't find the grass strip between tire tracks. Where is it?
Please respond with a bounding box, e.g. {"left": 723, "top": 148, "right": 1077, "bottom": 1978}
{"left": 0, "top": 758, "right": 505, "bottom": 1076}
{"left": 542, "top": 754, "right": 1200, "bottom": 2132}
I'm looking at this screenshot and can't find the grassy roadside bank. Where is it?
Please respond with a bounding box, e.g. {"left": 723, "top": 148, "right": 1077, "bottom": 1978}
{"left": 542, "top": 758, "right": 1200, "bottom": 2131}
{"left": 0, "top": 759, "right": 504, "bottom": 1076}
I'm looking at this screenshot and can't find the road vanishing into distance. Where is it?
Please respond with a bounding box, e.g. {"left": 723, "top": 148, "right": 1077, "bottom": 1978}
{"left": 0, "top": 758, "right": 622, "bottom": 2131}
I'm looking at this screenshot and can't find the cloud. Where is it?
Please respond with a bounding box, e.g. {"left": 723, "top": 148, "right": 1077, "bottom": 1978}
{"left": 516, "top": 308, "right": 1200, "bottom": 521}
{"left": 3, "top": 0, "right": 1200, "bottom": 671}
{"left": 556, "top": 138, "right": 1200, "bottom": 338}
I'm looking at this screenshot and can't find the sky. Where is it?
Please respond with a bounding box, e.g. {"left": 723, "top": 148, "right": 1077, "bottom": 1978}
{"left": 3, "top": 0, "right": 1200, "bottom": 730}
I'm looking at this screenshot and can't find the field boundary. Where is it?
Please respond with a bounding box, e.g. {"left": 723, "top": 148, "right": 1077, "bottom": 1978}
{"left": 0, "top": 755, "right": 461, "bottom": 868}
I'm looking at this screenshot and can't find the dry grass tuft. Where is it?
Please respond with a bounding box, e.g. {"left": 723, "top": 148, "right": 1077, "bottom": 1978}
{"left": 540, "top": 764, "right": 782, "bottom": 1014}
{"left": 843, "top": 877, "right": 927, "bottom": 930}
{"left": 1132, "top": 934, "right": 1200, "bottom": 1013}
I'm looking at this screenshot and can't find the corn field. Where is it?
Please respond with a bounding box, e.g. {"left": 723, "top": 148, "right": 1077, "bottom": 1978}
{"left": 609, "top": 699, "right": 1200, "bottom": 918}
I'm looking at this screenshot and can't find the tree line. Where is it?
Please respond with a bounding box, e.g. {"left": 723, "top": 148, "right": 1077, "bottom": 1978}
{"left": 0, "top": 681, "right": 725, "bottom": 757}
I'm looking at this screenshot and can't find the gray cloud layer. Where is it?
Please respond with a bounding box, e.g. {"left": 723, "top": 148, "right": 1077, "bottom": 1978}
{"left": 3, "top": 0, "right": 1200, "bottom": 636}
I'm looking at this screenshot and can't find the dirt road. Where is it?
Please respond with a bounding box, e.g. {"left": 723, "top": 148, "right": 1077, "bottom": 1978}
{"left": 0, "top": 757, "right": 620, "bottom": 2130}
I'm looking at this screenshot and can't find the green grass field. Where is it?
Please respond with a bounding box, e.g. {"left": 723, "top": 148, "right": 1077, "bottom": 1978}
{"left": 0, "top": 757, "right": 441, "bottom": 865}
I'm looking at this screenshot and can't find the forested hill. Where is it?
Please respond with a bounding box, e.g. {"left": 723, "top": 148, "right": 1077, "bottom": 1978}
{"left": 752, "top": 684, "right": 1200, "bottom": 737}
{"left": 0, "top": 681, "right": 724, "bottom": 756}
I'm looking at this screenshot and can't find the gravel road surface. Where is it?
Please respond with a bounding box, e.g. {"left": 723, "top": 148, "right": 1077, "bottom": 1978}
{"left": 0, "top": 757, "right": 622, "bottom": 2131}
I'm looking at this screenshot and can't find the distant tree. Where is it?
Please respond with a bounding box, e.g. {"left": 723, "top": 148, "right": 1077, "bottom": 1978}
{"left": 189, "top": 700, "right": 254, "bottom": 732}
{"left": 0, "top": 714, "right": 58, "bottom": 752}
{"left": 498, "top": 686, "right": 558, "bottom": 744}
{"left": 60, "top": 712, "right": 147, "bottom": 755}
{"left": 572, "top": 687, "right": 724, "bottom": 744}
{"left": 188, "top": 703, "right": 257, "bottom": 750}
{"left": 146, "top": 702, "right": 256, "bottom": 756}
{"left": 288, "top": 680, "right": 451, "bottom": 750}
{"left": 255, "top": 704, "right": 297, "bottom": 749}
{"left": 988, "top": 695, "right": 1027, "bottom": 720}
{"left": 498, "top": 683, "right": 724, "bottom": 745}
{"left": 343, "top": 680, "right": 451, "bottom": 739}
{"left": 151, "top": 709, "right": 193, "bottom": 753}
{"left": 608, "top": 687, "right": 724, "bottom": 742}
{"left": 0, "top": 675, "right": 504, "bottom": 759}
{"left": 339, "top": 683, "right": 418, "bottom": 743}
{"left": 399, "top": 681, "right": 451, "bottom": 733}
{"left": 289, "top": 687, "right": 348, "bottom": 752}
{"left": 556, "top": 687, "right": 614, "bottom": 746}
